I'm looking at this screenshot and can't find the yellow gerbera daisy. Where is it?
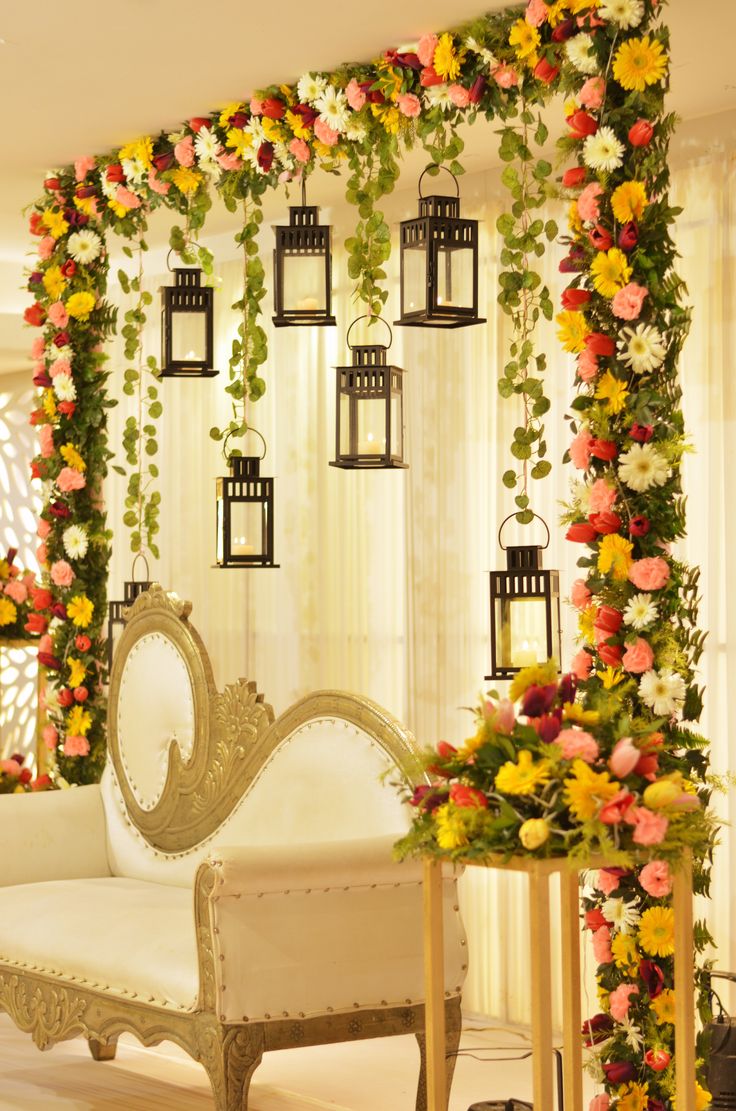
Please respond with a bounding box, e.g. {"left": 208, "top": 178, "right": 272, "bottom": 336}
{"left": 563, "top": 759, "right": 620, "bottom": 820}
{"left": 639, "top": 906, "right": 675, "bottom": 957}
{"left": 74, "top": 195, "right": 97, "bottom": 218}
{"left": 617, "top": 1082, "right": 649, "bottom": 1111}
{"left": 495, "top": 750, "right": 551, "bottom": 797}
{"left": 567, "top": 0, "right": 600, "bottom": 12}
{"left": 0, "top": 597, "right": 17, "bottom": 627}
{"left": 611, "top": 180, "right": 648, "bottom": 224}
{"left": 597, "top": 666, "right": 625, "bottom": 689}
{"left": 226, "top": 128, "right": 253, "bottom": 157}
{"left": 590, "top": 248, "right": 632, "bottom": 298}
{"left": 107, "top": 200, "right": 129, "bottom": 220}
{"left": 595, "top": 370, "right": 629, "bottom": 414}
{"left": 556, "top": 310, "right": 591, "bottom": 354}
{"left": 60, "top": 443, "right": 86, "bottom": 472}
{"left": 611, "top": 932, "right": 640, "bottom": 973}
{"left": 578, "top": 604, "right": 598, "bottom": 645}
{"left": 568, "top": 200, "right": 583, "bottom": 235}
{"left": 67, "top": 657, "right": 87, "bottom": 688}
{"left": 261, "top": 118, "right": 285, "bottom": 143}
{"left": 66, "top": 704, "right": 92, "bottom": 736}
{"left": 43, "top": 266, "right": 67, "bottom": 301}
{"left": 43, "top": 209, "right": 69, "bottom": 239}
{"left": 508, "top": 660, "right": 558, "bottom": 702}
{"left": 613, "top": 36, "right": 668, "bottom": 93}
{"left": 597, "top": 533, "right": 634, "bottom": 581}
{"left": 458, "top": 729, "right": 487, "bottom": 760}
{"left": 509, "top": 18, "right": 540, "bottom": 62}
{"left": 434, "top": 32, "right": 465, "bottom": 81}
{"left": 66, "top": 594, "right": 94, "bottom": 629}
{"left": 286, "top": 110, "right": 311, "bottom": 141}
{"left": 434, "top": 803, "right": 469, "bottom": 851}
{"left": 562, "top": 702, "right": 600, "bottom": 727}
{"left": 43, "top": 390, "right": 57, "bottom": 420}
{"left": 170, "top": 167, "right": 202, "bottom": 195}
{"left": 219, "top": 102, "right": 245, "bottom": 128}
{"left": 66, "top": 292, "right": 96, "bottom": 321}
{"left": 695, "top": 1082, "right": 713, "bottom": 1111}
{"left": 118, "top": 136, "right": 153, "bottom": 169}
{"left": 650, "top": 987, "right": 675, "bottom": 1025}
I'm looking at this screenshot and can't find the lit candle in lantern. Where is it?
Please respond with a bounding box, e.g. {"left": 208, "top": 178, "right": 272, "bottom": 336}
{"left": 359, "top": 432, "right": 384, "bottom": 455}
{"left": 511, "top": 639, "right": 539, "bottom": 668}
{"left": 296, "top": 297, "right": 319, "bottom": 311}
{"left": 231, "top": 536, "right": 255, "bottom": 556}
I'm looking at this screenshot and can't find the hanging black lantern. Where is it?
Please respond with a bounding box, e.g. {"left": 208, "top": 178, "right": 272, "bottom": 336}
{"left": 330, "top": 316, "right": 407, "bottom": 470}
{"left": 486, "top": 515, "right": 561, "bottom": 681}
{"left": 272, "top": 178, "right": 335, "bottom": 328}
{"left": 107, "top": 565, "right": 152, "bottom": 671}
{"left": 215, "top": 453, "right": 279, "bottom": 568}
{"left": 395, "top": 166, "right": 485, "bottom": 330}
{"left": 160, "top": 261, "right": 217, "bottom": 378}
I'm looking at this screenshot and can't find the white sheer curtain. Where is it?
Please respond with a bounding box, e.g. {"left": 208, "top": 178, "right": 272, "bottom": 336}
{"left": 105, "top": 150, "right": 736, "bottom": 1022}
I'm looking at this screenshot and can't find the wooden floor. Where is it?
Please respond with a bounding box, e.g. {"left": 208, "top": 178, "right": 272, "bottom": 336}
{"left": 0, "top": 1013, "right": 593, "bottom": 1109}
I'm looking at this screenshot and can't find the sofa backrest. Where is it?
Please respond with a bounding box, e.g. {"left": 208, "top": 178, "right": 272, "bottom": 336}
{"left": 102, "top": 585, "right": 425, "bottom": 887}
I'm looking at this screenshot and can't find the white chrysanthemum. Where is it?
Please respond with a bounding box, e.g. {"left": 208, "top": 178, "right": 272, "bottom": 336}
{"left": 194, "top": 127, "right": 222, "bottom": 166}
{"left": 465, "top": 35, "right": 498, "bottom": 67}
{"left": 618, "top": 443, "right": 671, "bottom": 493}
{"left": 639, "top": 669, "right": 687, "bottom": 716}
{"left": 315, "top": 86, "right": 350, "bottom": 134}
{"left": 618, "top": 323, "right": 666, "bottom": 374}
{"left": 565, "top": 33, "right": 599, "bottom": 75}
{"left": 52, "top": 373, "right": 76, "bottom": 402}
{"left": 297, "top": 73, "right": 327, "bottom": 104}
{"left": 100, "top": 176, "right": 119, "bottom": 201}
{"left": 53, "top": 345, "right": 73, "bottom": 362}
{"left": 244, "top": 118, "right": 266, "bottom": 147}
{"left": 601, "top": 896, "right": 641, "bottom": 935}
{"left": 583, "top": 127, "right": 625, "bottom": 173}
{"left": 273, "top": 141, "right": 293, "bottom": 169}
{"left": 623, "top": 593, "right": 658, "bottom": 630}
{"left": 66, "top": 229, "right": 102, "bottom": 266}
{"left": 62, "top": 525, "right": 88, "bottom": 560}
{"left": 120, "top": 157, "right": 147, "bottom": 185}
{"left": 424, "top": 84, "right": 454, "bottom": 111}
{"left": 345, "top": 120, "right": 368, "bottom": 143}
{"left": 599, "top": 0, "right": 644, "bottom": 29}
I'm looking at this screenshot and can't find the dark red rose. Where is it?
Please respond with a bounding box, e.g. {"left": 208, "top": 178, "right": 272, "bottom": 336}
{"left": 558, "top": 673, "right": 576, "bottom": 704}
{"left": 469, "top": 75, "right": 487, "bottom": 103}
{"left": 534, "top": 57, "right": 560, "bottom": 84}
{"left": 589, "top": 511, "right": 622, "bottom": 535}
{"left": 49, "top": 500, "right": 72, "bottom": 519}
{"left": 54, "top": 331, "right": 70, "bottom": 348}
{"left": 562, "top": 287, "right": 590, "bottom": 310}
{"left": 603, "top": 1061, "right": 636, "bottom": 1085}
{"left": 24, "top": 303, "right": 46, "bottom": 327}
{"left": 292, "top": 103, "right": 319, "bottom": 127}
{"left": 67, "top": 210, "right": 88, "bottom": 227}
{"left": 582, "top": 1013, "right": 614, "bottom": 1045}
{"left": 75, "top": 185, "right": 97, "bottom": 200}
{"left": 228, "top": 111, "right": 249, "bottom": 127}
{"left": 559, "top": 246, "right": 586, "bottom": 273}
{"left": 57, "top": 401, "right": 76, "bottom": 417}
{"left": 562, "top": 166, "right": 587, "bottom": 188}
{"left": 534, "top": 713, "right": 561, "bottom": 744}
{"left": 32, "top": 588, "right": 53, "bottom": 611}
{"left": 257, "top": 142, "right": 274, "bottom": 172}
{"left": 598, "top": 642, "right": 623, "bottom": 667}
{"left": 75, "top": 634, "right": 91, "bottom": 651}
{"left": 28, "top": 271, "right": 43, "bottom": 285}
{"left": 106, "top": 163, "right": 125, "bottom": 183}
{"left": 618, "top": 221, "right": 639, "bottom": 251}
{"left": 410, "top": 785, "right": 448, "bottom": 811}
{"left": 521, "top": 683, "right": 557, "bottom": 718}
{"left": 189, "top": 116, "right": 211, "bottom": 132}
{"left": 50, "top": 603, "right": 67, "bottom": 620}
{"left": 551, "top": 17, "right": 576, "bottom": 42}
{"left": 61, "top": 259, "right": 77, "bottom": 278}
{"left": 567, "top": 110, "right": 598, "bottom": 139}
{"left": 5, "top": 549, "right": 17, "bottom": 566}
{"left": 24, "top": 613, "right": 48, "bottom": 635}
{"left": 594, "top": 605, "right": 623, "bottom": 634}
{"left": 33, "top": 371, "right": 52, "bottom": 388}
{"left": 630, "top": 423, "right": 654, "bottom": 442}
{"left": 567, "top": 522, "right": 598, "bottom": 543}
{"left": 19, "top": 767, "right": 33, "bottom": 784}
{"left": 647, "top": 1099, "right": 667, "bottom": 1111}
{"left": 261, "top": 97, "right": 285, "bottom": 120}
{"left": 58, "top": 688, "right": 74, "bottom": 707}
{"left": 584, "top": 909, "right": 610, "bottom": 931}
{"left": 38, "top": 652, "right": 62, "bottom": 669}
{"left": 395, "top": 51, "right": 423, "bottom": 70}
{"left": 153, "top": 152, "right": 175, "bottom": 172}
{"left": 420, "top": 66, "right": 444, "bottom": 87}
{"left": 586, "top": 332, "right": 615, "bottom": 357}
{"left": 29, "top": 212, "right": 45, "bottom": 236}
{"left": 629, "top": 118, "right": 654, "bottom": 147}
{"left": 629, "top": 515, "right": 651, "bottom": 537}
{"left": 589, "top": 224, "right": 613, "bottom": 251}
{"left": 73, "top": 686, "right": 89, "bottom": 702}
{"left": 44, "top": 177, "right": 61, "bottom": 191}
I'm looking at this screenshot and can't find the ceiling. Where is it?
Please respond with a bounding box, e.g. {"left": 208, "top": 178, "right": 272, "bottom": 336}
{"left": 1, "top": 0, "right": 735, "bottom": 366}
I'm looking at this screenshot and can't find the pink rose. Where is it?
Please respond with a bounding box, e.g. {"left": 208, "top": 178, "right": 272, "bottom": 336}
{"left": 397, "top": 93, "right": 422, "bottom": 118}
{"left": 174, "top": 135, "right": 195, "bottom": 167}
{"left": 588, "top": 478, "right": 616, "bottom": 514}
{"left": 595, "top": 867, "right": 622, "bottom": 894}
{"left": 609, "top": 983, "right": 639, "bottom": 1021}
{"left": 37, "top": 519, "right": 51, "bottom": 539}
{"left": 493, "top": 64, "right": 519, "bottom": 88}
{"left": 216, "top": 151, "right": 243, "bottom": 171}
{"left": 556, "top": 728, "right": 599, "bottom": 763}
{"left": 39, "top": 424, "right": 55, "bottom": 458}
{"left": 63, "top": 735, "right": 90, "bottom": 757}
{"left": 569, "top": 428, "right": 594, "bottom": 470}
{"left": 639, "top": 859, "right": 672, "bottom": 898}
{"left": 115, "top": 186, "right": 141, "bottom": 210}
{"left": 50, "top": 357, "right": 72, "bottom": 378}
{"left": 47, "top": 302, "right": 69, "bottom": 328}
{"left": 577, "top": 347, "right": 599, "bottom": 382}
{"left": 36, "top": 543, "right": 47, "bottom": 565}
{"left": 249, "top": 96, "right": 263, "bottom": 115}
{"left": 592, "top": 926, "right": 613, "bottom": 964}
{"left": 57, "top": 467, "right": 86, "bottom": 493}
{"left": 148, "top": 170, "right": 171, "bottom": 195}
{"left": 578, "top": 77, "right": 605, "bottom": 109}
{"left": 622, "top": 637, "right": 654, "bottom": 674}
{"left": 417, "top": 33, "right": 439, "bottom": 67}
{"left": 346, "top": 78, "right": 366, "bottom": 111}
{"left": 42, "top": 724, "right": 59, "bottom": 750}
{"left": 4, "top": 580, "right": 28, "bottom": 604}
{"left": 313, "top": 118, "right": 339, "bottom": 146}
{"left": 74, "top": 155, "right": 96, "bottom": 182}
{"left": 611, "top": 282, "right": 648, "bottom": 321}
{"left": 448, "top": 84, "right": 470, "bottom": 108}
{"left": 609, "top": 737, "right": 639, "bottom": 778}
{"left": 50, "top": 559, "right": 75, "bottom": 587}
{"left": 571, "top": 648, "right": 593, "bottom": 680}
{"left": 589, "top": 1096, "right": 610, "bottom": 1111}
{"left": 289, "top": 138, "right": 310, "bottom": 163}
{"left": 38, "top": 236, "right": 55, "bottom": 261}
{"left": 525, "top": 0, "right": 548, "bottom": 25}
{"left": 628, "top": 557, "right": 670, "bottom": 591}
{"left": 577, "top": 182, "right": 604, "bottom": 224}
{"left": 631, "top": 806, "right": 669, "bottom": 845}
{"left": 571, "top": 579, "right": 592, "bottom": 610}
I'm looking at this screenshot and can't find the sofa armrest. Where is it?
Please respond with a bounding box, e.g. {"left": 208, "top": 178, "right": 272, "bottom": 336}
{"left": 0, "top": 784, "right": 110, "bottom": 887}
{"left": 198, "top": 836, "right": 466, "bottom": 1024}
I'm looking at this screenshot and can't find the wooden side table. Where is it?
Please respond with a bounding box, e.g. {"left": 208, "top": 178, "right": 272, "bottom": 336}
{"left": 423, "top": 852, "right": 696, "bottom": 1111}
{"left": 0, "top": 638, "right": 46, "bottom": 776}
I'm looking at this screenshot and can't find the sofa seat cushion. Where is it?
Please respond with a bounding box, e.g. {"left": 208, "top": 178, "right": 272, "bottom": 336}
{"left": 0, "top": 877, "right": 198, "bottom": 1011}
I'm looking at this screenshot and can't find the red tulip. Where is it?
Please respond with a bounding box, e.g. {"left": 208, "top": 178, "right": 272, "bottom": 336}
{"left": 551, "top": 17, "right": 575, "bottom": 42}
{"left": 562, "top": 287, "right": 590, "bottom": 310}
{"left": 106, "top": 163, "right": 125, "bottom": 183}
{"left": 468, "top": 75, "right": 487, "bottom": 103}
{"left": 58, "top": 401, "right": 76, "bottom": 417}
{"left": 32, "top": 588, "right": 54, "bottom": 611}
{"left": 562, "top": 166, "right": 587, "bottom": 188}
{"left": 618, "top": 221, "right": 639, "bottom": 251}
{"left": 261, "top": 98, "right": 285, "bottom": 120}
{"left": 44, "top": 177, "right": 61, "bottom": 191}
{"left": 437, "top": 741, "right": 458, "bottom": 759}
{"left": 420, "top": 66, "right": 445, "bottom": 87}
{"left": 589, "top": 224, "right": 612, "bottom": 251}
{"left": 534, "top": 57, "right": 560, "bottom": 84}
{"left": 629, "top": 118, "right": 654, "bottom": 147}
{"left": 598, "top": 642, "right": 623, "bottom": 667}
{"left": 603, "top": 1061, "right": 635, "bottom": 1085}
{"left": 630, "top": 423, "right": 653, "bottom": 442}
{"left": 585, "top": 332, "right": 615, "bottom": 357}
{"left": 24, "top": 613, "right": 48, "bottom": 635}
{"left": 257, "top": 142, "right": 274, "bottom": 172}
{"left": 24, "top": 303, "right": 46, "bottom": 327}
{"left": 189, "top": 117, "right": 211, "bottom": 132}
{"left": 567, "top": 110, "right": 598, "bottom": 139}
{"left": 153, "top": 152, "right": 175, "bottom": 172}
{"left": 567, "top": 522, "right": 598, "bottom": 543}
{"left": 29, "top": 212, "right": 45, "bottom": 236}
{"left": 589, "top": 439, "right": 618, "bottom": 461}
{"left": 585, "top": 909, "right": 610, "bottom": 931}
{"left": 57, "top": 688, "right": 74, "bottom": 708}
{"left": 589, "top": 511, "right": 622, "bottom": 534}
{"left": 594, "top": 606, "right": 623, "bottom": 634}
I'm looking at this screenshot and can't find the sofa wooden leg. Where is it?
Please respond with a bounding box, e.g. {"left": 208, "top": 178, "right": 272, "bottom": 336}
{"left": 415, "top": 997, "right": 462, "bottom": 1111}
{"left": 87, "top": 1037, "right": 118, "bottom": 1061}
{"left": 203, "top": 1026, "right": 265, "bottom": 1111}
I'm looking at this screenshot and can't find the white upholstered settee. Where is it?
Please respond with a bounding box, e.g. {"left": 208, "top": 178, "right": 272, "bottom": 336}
{"left": 0, "top": 585, "right": 466, "bottom": 1109}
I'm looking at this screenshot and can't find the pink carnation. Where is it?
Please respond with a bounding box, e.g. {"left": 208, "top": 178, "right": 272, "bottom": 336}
{"left": 313, "top": 118, "right": 339, "bottom": 146}
{"left": 38, "top": 424, "right": 55, "bottom": 458}
{"left": 556, "top": 728, "right": 599, "bottom": 763}
{"left": 577, "top": 182, "right": 604, "bottom": 224}
{"left": 38, "top": 236, "right": 55, "bottom": 261}
{"left": 42, "top": 724, "right": 59, "bottom": 751}
{"left": 525, "top": 0, "right": 548, "bottom": 25}
{"left": 485, "top": 697, "right": 516, "bottom": 733}
{"left": 571, "top": 648, "right": 593, "bottom": 680}
{"left": 289, "top": 138, "right": 310, "bottom": 163}
{"left": 577, "top": 347, "right": 599, "bottom": 382}
{"left": 569, "top": 428, "right": 594, "bottom": 470}
{"left": 37, "top": 518, "right": 50, "bottom": 539}
{"left": 50, "top": 559, "right": 75, "bottom": 587}
{"left": 631, "top": 806, "right": 669, "bottom": 846}
{"left": 639, "top": 859, "right": 672, "bottom": 898}
{"left": 622, "top": 637, "right": 654, "bottom": 674}
{"left": 50, "top": 357, "right": 72, "bottom": 378}
{"left": 63, "top": 735, "right": 90, "bottom": 757}
{"left": 611, "top": 282, "right": 648, "bottom": 320}
{"left": 216, "top": 151, "right": 243, "bottom": 171}
{"left": 36, "top": 543, "right": 47, "bottom": 565}
{"left": 346, "top": 78, "right": 366, "bottom": 111}
{"left": 417, "top": 33, "right": 439, "bottom": 67}
{"left": 397, "top": 93, "right": 422, "bottom": 118}
{"left": 590, "top": 1097, "right": 610, "bottom": 1111}
{"left": 493, "top": 64, "right": 519, "bottom": 88}
{"left": 39, "top": 634, "right": 53, "bottom": 655}
{"left": 592, "top": 926, "right": 613, "bottom": 964}
{"left": 609, "top": 983, "right": 639, "bottom": 1021}
{"left": 448, "top": 84, "right": 470, "bottom": 108}
{"left": 4, "top": 580, "right": 28, "bottom": 604}
{"left": 595, "top": 868, "right": 621, "bottom": 895}
{"left": 148, "top": 170, "right": 171, "bottom": 195}
{"left": 609, "top": 737, "right": 639, "bottom": 778}
{"left": 74, "top": 155, "right": 96, "bottom": 182}
{"left": 0, "top": 759, "right": 21, "bottom": 778}
{"left": 47, "top": 302, "right": 69, "bottom": 328}
{"left": 31, "top": 336, "right": 46, "bottom": 359}
{"left": 249, "top": 96, "right": 263, "bottom": 115}
{"left": 571, "top": 579, "right": 592, "bottom": 610}
{"left": 578, "top": 77, "right": 605, "bottom": 109}
{"left": 628, "top": 557, "right": 670, "bottom": 591}
{"left": 588, "top": 478, "right": 616, "bottom": 513}
{"left": 57, "top": 467, "right": 86, "bottom": 493}
{"left": 174, "top": 135, "right": 195, "bottom": 167}
{"left": 115, "top": 186, "right": 141, "bottom": 210}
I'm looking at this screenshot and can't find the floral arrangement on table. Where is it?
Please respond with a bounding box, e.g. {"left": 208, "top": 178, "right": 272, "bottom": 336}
{"left": 0, "top": 549, "right": 37, "bottom": 642}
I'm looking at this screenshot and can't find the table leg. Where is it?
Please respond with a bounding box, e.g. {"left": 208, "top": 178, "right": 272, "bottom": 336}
{"left": 424, "top": 857, "right": 447, "bottom": 1111}
{"left": 529, "top": 866, "right": 555, "bottom": 1109}
{"left": 673, "top": 850, "right": 696, "bottom": 1111}
{"left": 560, "top": 869, "right": 583, "bottom": 1111}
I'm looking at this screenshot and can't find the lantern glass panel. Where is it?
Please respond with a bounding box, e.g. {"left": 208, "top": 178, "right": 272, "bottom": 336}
{"left": 402, "top": 247, "right": 427, "bottom": 316}
{"left": 495, "top": 596, "right": 549, "bottom": 670}
{"left": 229, "top": 502, "right": 266, "bottom": 559}
{"left": 282, "top": 254, "right": 327, "bottom": 314}
{"left": 357, "top": 398, "right": 387, "bottom": 456}
{"left": 339, "top": 390, "right": 352, "bottom": 456}
{"left": 435, "top": 245, "right": 474, "bottom": 311}
{"left": 390, "top": 391, "right": 402, "bottom": 458}
{"left": 171, "top": 309, "right": 208, "bottom": 363}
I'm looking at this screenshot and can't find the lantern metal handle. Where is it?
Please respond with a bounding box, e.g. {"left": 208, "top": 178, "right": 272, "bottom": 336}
{"left": 346, "top": 315, "right": 393, "bottom": 351}
{"left": 498, "top": 511, "right": 550, "bottom": 551}
{"left": 165, "top": 247, "right": 200, "bottom": 273}
{"left": 130, "top": 553, "right": 151, "bottom": 582}
{"left": 418, "top": 165, "right": 460, "bottom": 200}
{"left": 226, "top": 426, "right": 268, "bottom": 463}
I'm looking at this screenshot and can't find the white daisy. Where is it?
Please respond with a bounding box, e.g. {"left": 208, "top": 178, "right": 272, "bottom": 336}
{"left": 623, "top": 593, "right": 658, "bottom": 630}
{"left": 465, "top": 35, "right": 498, "bottom": 68}
{"left": 120, "top": 157, "right": 147, "bottom": 185}
{"left": 601, "top": 896, "right": 641, "bottom": 934}
{"left": 66, "top": 230, "right": 102, "bottom": 266}
{"left": 297, "top": 73, "right": 327, "bottom": 105}
{"left": 100, "top": 176, "right": 119, "bottom": 201}
{"left": 618, "top": 443, "right": 670, "bottom": 493}
{"left": 583, "top": 127, "right": 624, "bottom": 173}
{"left": 244, "top": 118, "right": 267, "bottom": 147}
{"left": 345, "top": 120, "right": 368, "bottom": 143}
{"left": 424, "top": 84, "right": 454, "bottom": 111}
{"left": 639, "top": 669, "right": 686, "bottom": 716}
{"left": 599, "top": 0, "right": 644, "bottom": 29}
{"left": 62, "top": 525, "right": 88, "bottom": 560}
{"left": 194, "top": 127, "right": 222, "bottom": 166}
{"left": 52, "top": 346, "right": 73, "bottom": 363}
{"left": 273, "top": 141, "right": 293, "bottom": 169}
{"left": 315, "top": 86, "right": 350, "bottom": 134}
{"left": 52, "top": 373, "right": 76, "bottom": 402}
{"left": 565, "top": 33, "right": 600, "bottom": 75}
{"left": 618, "top": 323, "right": 666, "bottom": 374}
